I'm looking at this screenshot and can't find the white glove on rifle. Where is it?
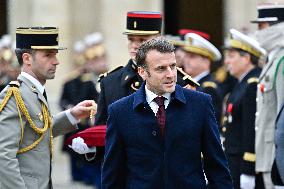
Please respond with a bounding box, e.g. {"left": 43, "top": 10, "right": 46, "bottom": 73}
{"left": 240, "top": 174, "right": 255, "bottom": 189}
{"left": 69, "top": 137, "right": 96, "bottom": 154}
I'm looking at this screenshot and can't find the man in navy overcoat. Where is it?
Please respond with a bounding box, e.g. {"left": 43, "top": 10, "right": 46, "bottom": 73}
{"left": 102, "top": 37, "right": 233, "bottom": 189}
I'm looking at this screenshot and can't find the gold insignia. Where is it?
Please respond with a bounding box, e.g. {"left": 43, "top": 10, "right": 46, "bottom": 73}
{"left": 134, "top": 21, "right": 137, "bottom": 28}
{"left": 38, "top": 113, "right": 43, "bottom": 122}
{"left": 247, "top": 77, "right": 259, "bottom": 84}
{"left": 31, "top": 85, "right": 37, "bottom": 92}
{"left": 131, "top": 83, "right": 139, "bottom": 91}
{"left": 243, "top": 152, "right": 256, "bottom": 162}
{"left": 134, "top": 82, "right": 140, "bottom": 87}
{"left": 202, "top": 81, "right": 217, "bottom": 89}
{"left": 125, "top": 75, "right": 129, "bottom": 81}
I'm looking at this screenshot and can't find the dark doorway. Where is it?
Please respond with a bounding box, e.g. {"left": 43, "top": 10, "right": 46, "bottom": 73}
{"left": 0, "top": 0, "right": 7, "bottom": 36}
{"left": 164, "top": 0, "right": 223, "bottom": 49}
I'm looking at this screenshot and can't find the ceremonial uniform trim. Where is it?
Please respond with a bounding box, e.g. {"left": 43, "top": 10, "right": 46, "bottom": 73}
{"left": 229, "top": 39, "right": 262, "bottom": 58}
{"left": 30, "top": 45, "right": 61, "bottom": 49}
{"left": 124, "top": 29, "right": 160, "bottom": 35}
{"left": 98, "top": 66, "right": 123, "bottom": 82}
{"left": 16, "top": 28, "right": 59, "bottom": 34}
{"left": 247, "top": 77, "right": 259, "bottom": 84}
{"left": 183, "top": 45, "right": 215, "bottom": 61}
{"left": 202, "top": 81, "right": 217, "bottom": 89}
{"left": 243, "top": 152, "right": 256, "bottom": 162}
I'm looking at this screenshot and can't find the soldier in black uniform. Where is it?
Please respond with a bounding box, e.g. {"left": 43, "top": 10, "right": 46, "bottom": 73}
{"left": 182, "top": 31, "right": 223, "bottom": 124}
{"left": 222, "top": 29, "right": 266, "bottom": 189}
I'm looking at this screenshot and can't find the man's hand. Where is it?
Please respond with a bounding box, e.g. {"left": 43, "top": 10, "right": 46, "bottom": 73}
{"left": 70, "top": 100, "right": 97, "bottom": 120}
{"left": 240, "top": 174, "right": 255, "bottom": 189}
{"left": 69, "top": 137, "right": 97, "bottom": 154}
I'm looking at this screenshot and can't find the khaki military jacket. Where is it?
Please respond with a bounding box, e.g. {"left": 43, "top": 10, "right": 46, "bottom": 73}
{"left": 0, "top": 75, "right": 77, "bottom": 189}
{"left": 255, "top": 47, "right": 284, "bottom": 172}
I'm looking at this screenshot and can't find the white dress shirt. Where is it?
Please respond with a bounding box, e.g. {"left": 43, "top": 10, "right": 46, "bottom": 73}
{"left": 145, "top": 85, "right": 171, "bottom": 116}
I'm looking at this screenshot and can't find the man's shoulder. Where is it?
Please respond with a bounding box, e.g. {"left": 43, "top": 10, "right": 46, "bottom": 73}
{"left": 109, "top": 93, "right": 134, "bottom": 108}
{"left": 99, "top": 66, "right": 124, "bottom": 83}
{"left": 180, "top": 86, "right": 211, "bottom": 105}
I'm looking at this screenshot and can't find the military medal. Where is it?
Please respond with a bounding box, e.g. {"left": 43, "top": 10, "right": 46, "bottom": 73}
{"left": 227, "top": 103, "right": 233, "bottom": 123}
{"left": 259, "top": 83, "right": 265, "bottom": 93}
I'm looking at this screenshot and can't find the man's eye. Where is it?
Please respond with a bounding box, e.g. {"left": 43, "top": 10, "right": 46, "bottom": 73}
{"left": 170, "top": 64, "right": 176, "bottom": 70}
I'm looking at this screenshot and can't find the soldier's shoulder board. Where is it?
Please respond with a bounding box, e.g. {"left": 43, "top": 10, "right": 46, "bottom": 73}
{"left": 202, "top": 81, "right": 217, "bottom": 89}
{"left": 247, "top": 77, "right": 259, "bottom": 84}
{"left": 8, "top": 80, "right": 21, "bottom": 87}
{"left": 98, "top": 66, "right": 123, "bottom": 82}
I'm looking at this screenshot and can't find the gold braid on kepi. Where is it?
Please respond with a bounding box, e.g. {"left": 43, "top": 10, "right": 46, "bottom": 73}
{"left": 0, "top": 86, "right": 54, "bottom": 160}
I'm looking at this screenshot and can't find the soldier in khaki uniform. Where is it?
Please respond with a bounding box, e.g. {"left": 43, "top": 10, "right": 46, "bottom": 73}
{"left": 0, "top": 27, "right": 96, "bottom": 189}
{"left": 252, "top": 4, "right": 284, "bottom": 189}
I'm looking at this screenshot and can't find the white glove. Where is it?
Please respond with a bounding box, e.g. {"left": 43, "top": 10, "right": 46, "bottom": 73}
{"left": 69, "top": 137, "right": 96, "bottom": 154}
{"left": 240, "top": 174, "right": 255, "bottom": 189}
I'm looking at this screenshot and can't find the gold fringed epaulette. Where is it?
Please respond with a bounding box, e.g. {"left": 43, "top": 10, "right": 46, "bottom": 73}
{"left": 98, "top": 66, "right": 123, "bottom": 82}
{"left": 247, "top": 77, "right": 259, "bottom": 84}
{"left": 8, "top": 80, "right": 21, "bottom": 87}
{"left": 243, "top": 152, "right": 256, "bottom": 162}
{"left": 177, "top": 67, "right": 200, "bottom": 87}
{"left": 202, "top": 81, "right": 217, "bottom": 89}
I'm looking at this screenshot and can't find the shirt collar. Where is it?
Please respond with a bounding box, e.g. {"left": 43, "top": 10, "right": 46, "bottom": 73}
{"left": 193, "top": 71, "right": 209, "bottom": 82}
{"left": 145, "top": 85, "right": 171, "bottom": 104}
{"left": 21, "top": 72, "right": 45, "bottom": 94}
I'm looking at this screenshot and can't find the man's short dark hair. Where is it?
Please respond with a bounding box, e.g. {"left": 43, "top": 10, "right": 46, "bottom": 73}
{"left": 136, "top": 37, "right": 175, "bottom": 68}
{"left": 15, "top": 48, "right": 35, "bottom": 66}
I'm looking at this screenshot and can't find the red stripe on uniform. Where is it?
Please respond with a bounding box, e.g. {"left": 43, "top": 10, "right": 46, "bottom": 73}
{"left": 127, "top": 13, "right": 162, "bottom": 18}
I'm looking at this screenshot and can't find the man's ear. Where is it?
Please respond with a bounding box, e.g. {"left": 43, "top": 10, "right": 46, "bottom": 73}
{"left": 138, "top": 66, "right": 147, "bottom": 81}
{"left": 22, "top": 52, "right": 32, "bottom": 66}
{"left": 243, "top": 53, "right": 251, "bottom": 65}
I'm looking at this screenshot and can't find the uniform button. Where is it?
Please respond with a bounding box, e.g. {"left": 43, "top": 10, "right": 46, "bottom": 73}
{"left": 255, "top": 126, "right": 258, "bottom": 131}
{"left": 255, "top": 112, "right": 259, "bottom": 117}
{"left": 256, "top": 98, "right": 259, "bottom": 102}
{"left": 152, "top": 131, "right": 157, "bottom": 136}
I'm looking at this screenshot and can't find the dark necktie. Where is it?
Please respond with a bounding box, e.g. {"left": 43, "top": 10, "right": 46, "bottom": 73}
{"left": 154, "top": 96, "right": 166, "bottom": 137}
{"left": 43, "top": 90, "right": 48, "bottom": 101}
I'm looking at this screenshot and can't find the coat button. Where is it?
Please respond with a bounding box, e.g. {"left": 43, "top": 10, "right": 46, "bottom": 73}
{"left": 152, "top": 131, "right": 157, "bottom": 136}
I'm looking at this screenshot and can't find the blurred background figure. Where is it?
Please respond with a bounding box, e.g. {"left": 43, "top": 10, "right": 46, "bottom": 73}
{"left": 84, "top": 32, "right": 108, "bottom": 92}
{"left": 252, "top": 3, "right": 284, "bottom": 189}
{"left": 222, "top": 29, "right": 266, "bottom": 189}
{"left": 182, "top": 31, "right": 223, "bottom": 125}
{"left": 0, "top": 34, "right": 19, "bottom": 92}
{"left": 59, "top": 38, "right": 102, "bottom": 188}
